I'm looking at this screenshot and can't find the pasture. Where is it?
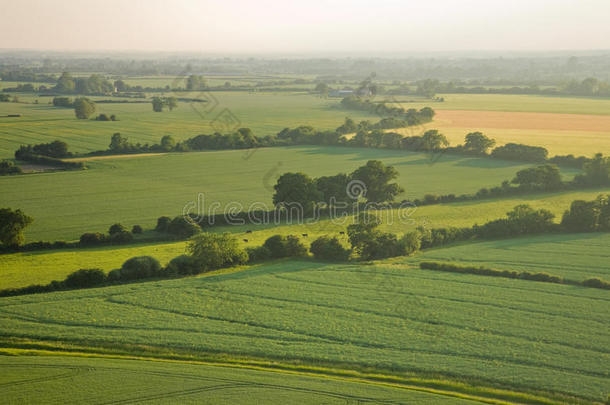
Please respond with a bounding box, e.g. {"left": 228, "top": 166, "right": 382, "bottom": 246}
{"left": 400, "top": 232, "right": 610, "bottom": 281}
{"left": 2, "top": 187, "right": 609, "bottom": 290}
{"left": 0, "top": 354, "right": 477, "bottom": 404}
{"left": 0, "top": 146, "right": 559, "bottom": 242}
{"left": 0, "top": 92, "right": 378, "bottom": 158}
{"left": 0, "top": 259, "right": 607, "bottom": 402}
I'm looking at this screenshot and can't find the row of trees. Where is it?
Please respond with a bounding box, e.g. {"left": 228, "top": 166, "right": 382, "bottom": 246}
{"left": 340, "top": 96, "right": 435, "bottom": 124}
{"left": 272, "top": 160, "right": 403, "bottom": 215}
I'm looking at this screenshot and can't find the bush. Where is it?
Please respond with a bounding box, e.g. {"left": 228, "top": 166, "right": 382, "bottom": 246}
{"left": 0, "top": 160, "right": 22, "bottom": 175}
{"left": 400, "top": 231, "right": 421, "bottom": 255}
{"left": 164, "top": 254, "right": 198, "bottom": 275}
{"left": 132, "top": 224, "right": 143, "bottom": 234}
{"left": 79, "top": 232, "right": 106, "bottom": 245}
{"left": 246, "top": 246, "right": 272, "bottom": 262}
{"left": 167, "top": 216, "right": 201, "bottom": 239}
{"left": 187, "top": 232, "right": 248, "bottom": 271}
{"left": 116, "top": 256, "right": 162, "bottom": 280}
{"left": 582, "top": 278, "right": 610, "bottom": 290}
{"left": 263, "top": 234, "right": 307, "bottom": 258}
{"left": 96, "top": 113, "right": 111, "bottom": 121}
{"left": 310, "top": 236, "right": 350, "bottom": 261}
{"left": 63, "top": 269, "right": 106, "bottom": 288}
{"left": 109, "top": 223, "right": 128, "bottom": 235}
{"left": 155, "top": 216, "right": 172, "bottom": 232}
{"left": 110, "top": 230, "right": 133, "bottom": 244}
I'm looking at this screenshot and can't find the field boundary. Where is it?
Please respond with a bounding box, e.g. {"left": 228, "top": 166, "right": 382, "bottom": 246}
{"left": 0, "top": 339, "right": 596, "bottom": 405}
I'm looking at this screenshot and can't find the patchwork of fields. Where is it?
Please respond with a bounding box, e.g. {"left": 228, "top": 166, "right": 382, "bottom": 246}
{"left": 1, "top": 146, "right": 565, "bottom": 242}
{"left": 0, "top": 259, "right": 607, "bottom": 401}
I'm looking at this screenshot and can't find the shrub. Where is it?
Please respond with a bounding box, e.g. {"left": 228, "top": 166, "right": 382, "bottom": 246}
{"left": 79, "top": 232, "right": 106, "bottom": 245}
{"left": 110, "top": 230, "right": 133, "bottom": 244}
{"left": 108, "top": 223, "right": 128, "bottom": 235}
{"left": 246, "top": 246, "right": 272, "bottom": 262}
{"left": 132, "top": 225, "right": 143, "bottom": 234}
{"left": 400, "top": 231, "right": 421, "bottom": 255}
{"left": 155, "top": 216, "right": 172, "bottom": 232}
{"left": 582, "top": 278, "right": 610, "bottom": 290}
{"left": 263, "top": 234, "right": 307, "bottom": 258}
{"left": 167, "top": 216, "right": 201, "bottom": 239}
{"left": 164, "top": 254, "right": 198, "bottom": 276}
{"left": 63, "top": 269, "right": 106, "bottom": 289}
{"left": 117, "top": 256, "right": 162, "bottom": 280}
{"left": 0, "top": 160, "right": 22, "bottom": 175}
{"left": 187, "top": 232, "right": 248, "bottom": 271}
{"left": 96, "top": 113, "right": 111, "bottom": 121}
{"left": 310, "top": 236, "right": 350, "bottom": 261}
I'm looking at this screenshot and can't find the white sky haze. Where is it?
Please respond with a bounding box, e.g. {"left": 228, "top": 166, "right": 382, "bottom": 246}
{"left": 0, "top": 0, "right": 609, "bottom": 53}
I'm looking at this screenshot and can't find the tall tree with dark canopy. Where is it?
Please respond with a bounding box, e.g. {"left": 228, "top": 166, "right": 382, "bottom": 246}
{"left": 0, "top": 208, "right": 33, "bottom": 247}
{"left": 273, "top": 172, "right": 322, "bottom": 216}
{"left": 350, "top": 160, "right": 404, "bottom": 203}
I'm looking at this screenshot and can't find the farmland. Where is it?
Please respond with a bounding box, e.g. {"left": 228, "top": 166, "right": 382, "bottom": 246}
{"left": 1, "top": 354, "right": 480, "bottom": 404}
{"left": 0, "top": 259, "right": 607, "bottom": 402}
{"left": 0, "top": 146, "right": 565, "bottom": 242}
{"left": 1, "top": 187, "right": 609, "bottom": 290}
{"left": 401, "top": 232, "right": 610, "bottom": 281}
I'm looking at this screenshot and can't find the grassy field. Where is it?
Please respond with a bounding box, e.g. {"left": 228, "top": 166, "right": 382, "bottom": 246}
{"left": 401, "top": 232, "right": 610, "bottom": 281}
{"left": 0, "top": 259, "right": 607, "bottom": 402}
{"left": 0, "top": 354, "right": 481, "bottom": 404}
{"left": 0, "top": 92, "right": 378, "bottom": 158}
{"left": 0, "top": 146, "right": 562, "bottom": 242}
{"left": 2, "top": 187, "right": 609, "bottom": 290}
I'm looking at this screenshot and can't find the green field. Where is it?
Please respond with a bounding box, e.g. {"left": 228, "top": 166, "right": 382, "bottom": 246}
{"left": 0, "top": 92, "right": 378, "bottom": 158}
{"left": 0, "top": 354, "right": 483, "bottom": 404}
{"left": 2, "top": 188, "right": 608, "bottom": 291}
{"left": 0, "top": 146, "right": 563, "bottom": 242}
{"left": 392, "top": 93, "right": 610, "bottom": 115}
{"left": 401, "top": 232, "right": 610, "bottom": 281}
{"left": 0, "top": 259, "right": 607, "bottom": 402}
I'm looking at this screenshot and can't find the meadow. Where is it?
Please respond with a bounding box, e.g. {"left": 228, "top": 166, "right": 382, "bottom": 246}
{"left": 0, "top": 92, "right": 378, "bottom": 158}
{"left": 0, "top": 354, "right": 477, "bottom": 404}
{"left": 0, "top": 146, "right": 561, "bottom": 242}
{"left": 2, "top": 187, "right": 609, "bottom": 290}
{"left": 401, "top": 232, "right": 610, "bottom": 281}
{"left": 0, "top": 259, "right": 607, "bottom": 402}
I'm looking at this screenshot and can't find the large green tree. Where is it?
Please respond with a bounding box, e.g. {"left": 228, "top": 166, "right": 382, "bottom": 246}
{"left": 0, "top": 208, "right": 33, "bottom": 247}
{"left": 73, "top": 98, "right": 96, "bottom": 119}
{"left": 350, "top": 160, "right": 403, "bottom": 203}
{"left": 273, "top": 172, "right": 322, "bottom": 216}
{"left": 464, "top": 132, "right": 496, "bottom": 154}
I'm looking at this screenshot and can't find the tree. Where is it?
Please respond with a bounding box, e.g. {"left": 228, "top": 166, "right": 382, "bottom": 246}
{"left": 420, "top": 130, "right": 449, "bottom": 151}
{"left": 152, "top": 97, "right": 164, "bottom": 112}
{"left": 160, "top": 135, "right": 176, "bottom": 152}
{"left": 464, "top": 132, "right": 496, "bottom": 154}
{"left": 109, "top": 133, "right": 129, "bottom": 152}
{"left": 167, "top": 216, "right": 201, "bottom": 239}
{"left": 0, "top": 208, "right": 33, "bottom": 247}
{"left": 116, "top": 256, "right": 162, "bottom": 280}
{"left": 187, "top": 232, "right": 248, "bottom": 271}
{"left": 315, "top": 173, "right": 350, "bottom": 205}
{"left": 73, "top": 98, "right": 96, "bottom": 119}
{"left": 166, "top": 97, "right": 178, "bottom": 111}
{"left": 350, "top": 160, "right": 404, "bottom": 203}
{"left": 262, "top": 234, "right": 307, "bottom": 258}
{"left": 108, "top": 223, "right": 128, "bottom": 235}
{"left": 186, "top": 74, "right": 206, "bottom": 90}
{"left": 64, "top": 269, "right": 106, "bottom": 288}
{"left": 314, "top": 82, "right": 329, "bottom": 94}
{"left": 310, "top": 236, "right": 350, "bottom": 261}
{"left": 576, "top": 153, "right": 610, "bottom": 185}
{"left": 273, "top": 172, "right": 322, "bottom": 216}
{"left": 55, "top": 72, "right": 75, "bottom": 93}
{"left": 155, "top": 216, "right": 172, "bottom": 232}
{"left": 561, "top": 200, "right": 600, "bottom": 232}
{"left": 512, "top": 164, "right": 563, "bottom": 191}
{"left": 0, "top": 160, "right": 21, "bottom": 175}
{"left": 336, "top": 117, "right": 358, "bottom": 134}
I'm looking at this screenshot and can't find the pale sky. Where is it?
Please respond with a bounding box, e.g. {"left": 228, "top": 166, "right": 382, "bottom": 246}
{"left": 1, "top": 0, "right": 609, "bottom": 53}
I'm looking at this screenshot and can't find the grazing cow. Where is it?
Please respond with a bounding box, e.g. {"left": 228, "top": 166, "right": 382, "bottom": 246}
{"left": 243, "top": 239, "right": 248, "bottom": 242}
{"left": 339, "top": 231, "right": 345, "bottom": 235}
{"left": 245, "top": 230, "right": 252, "bottom": 234}
{"left": 302, "top": 233, "right": 308, "bottom": 237}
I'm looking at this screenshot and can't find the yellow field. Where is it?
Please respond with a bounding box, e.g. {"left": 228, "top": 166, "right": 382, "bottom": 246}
{"left": 394, "top": 109, "right": 610, "bottom": 156}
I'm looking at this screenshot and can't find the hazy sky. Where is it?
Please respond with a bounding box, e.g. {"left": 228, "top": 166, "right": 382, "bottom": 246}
{"left": 1, "top": 0, "right": 609, "bottom": 53}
